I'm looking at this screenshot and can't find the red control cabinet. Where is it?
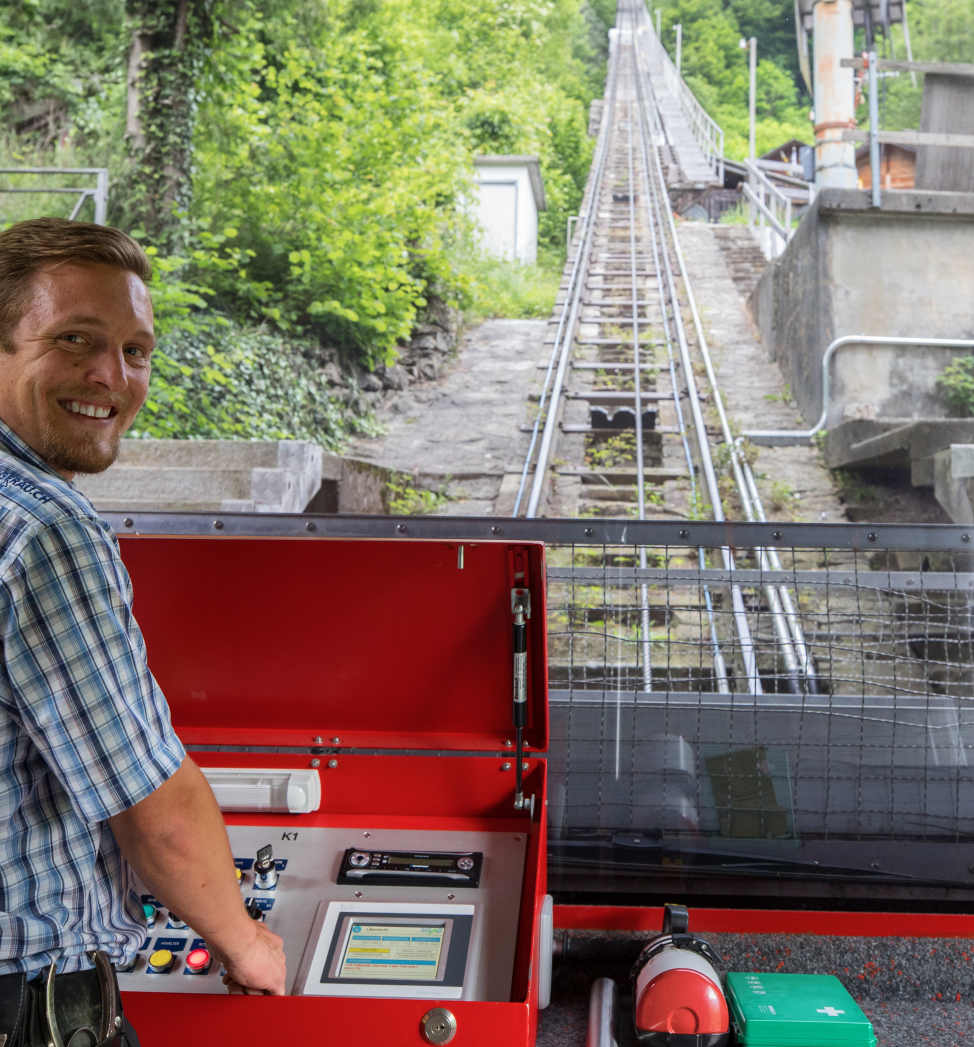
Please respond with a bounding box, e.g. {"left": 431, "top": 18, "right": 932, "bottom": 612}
{"left": 115, "top": 535, "right": 549, "bottom": 1047}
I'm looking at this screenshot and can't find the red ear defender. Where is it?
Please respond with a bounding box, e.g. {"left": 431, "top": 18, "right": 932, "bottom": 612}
{"left": 631, "top": 904, "right": 730, "bottom": 1047}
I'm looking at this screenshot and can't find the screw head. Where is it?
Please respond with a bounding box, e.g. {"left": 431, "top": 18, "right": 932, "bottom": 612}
{"left": 867, "top": 531, "right": 877, "bottom": 542}
{"left": 305, "top": 521, "right": 317, "bottom": 532}
{"left": 584, "top": 527, "right": 594, "bottom": 537}
{"left": 123, "top": 517, "right": 134, "bottom": 528}
{"left": 501, "top": 762, "right": 512, "bottom": 771}
{"left": 772, "top": 530, "right": 782, "bottom": 540}
{"left": 327, "top": 759, "right": 338, "bottom": 769}
{"left": 491, "top": 525, "right": 502, "bottom": 535}
{"left": 313, "top": 736, "right": 323, "bottom": 744}
{"left": 964, "top": 534, "right": 971, "bottom": 544}
{"left": 212, "top": 519, "right": 224, "bottom": 530}
{"left": 679, "top": 529, "right": 689, "bottom": 539}
{"left": 396, "top": 522, "right": 407, "bottom": 532}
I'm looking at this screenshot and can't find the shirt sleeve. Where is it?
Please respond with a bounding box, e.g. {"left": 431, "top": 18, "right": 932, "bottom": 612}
{"left": 1, "top": 515, "right": 186, "bottom": 823}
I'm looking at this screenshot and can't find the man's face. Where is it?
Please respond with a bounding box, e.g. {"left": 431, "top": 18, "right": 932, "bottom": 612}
{"left": 0, "top": 262, "right": 155, "bottom": 480}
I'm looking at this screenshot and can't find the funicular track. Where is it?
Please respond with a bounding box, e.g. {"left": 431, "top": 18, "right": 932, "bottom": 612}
{"left": 516, "top": 0, "right": 824, "bottom": 700}
{"left": 499, "top": 1, "right": 974, "bottom": 903}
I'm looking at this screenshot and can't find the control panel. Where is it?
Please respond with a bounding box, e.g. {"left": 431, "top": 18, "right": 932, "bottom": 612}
{"left": 117, "top": 826, "right": 526, "bottom": 1001}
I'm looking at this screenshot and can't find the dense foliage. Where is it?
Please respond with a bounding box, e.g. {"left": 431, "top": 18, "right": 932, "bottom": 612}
{"left": 0, "top": 0, "right": 611, "bottom": 440}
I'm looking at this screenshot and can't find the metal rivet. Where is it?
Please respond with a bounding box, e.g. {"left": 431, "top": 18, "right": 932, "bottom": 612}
{"left": 504, "top": 739, "right": 513, "bottom": 747}
{"left": 679, "top": 529, "right": 689, "bottom": 539}
{"left": 313, "top": 736, "right": 323, "bottom": 744}
{"left": 867, "top": 532, "right": 877, "bottom": 542}
{"left": 309, "top": 758, "right": 320, "bottom": 768}
{"left": 447, "top": 892, "right": 456, "bottom": 901}
{"left": 396, "top": 522, "right": 407, "bottom": 532}
{"left": 501, "top": 762, "right": 512, "bottom": 771}
{"left": 305, "top": 521, "right": 317, "bottom": 532}
{"left": 327, "top": 759, "right": 338, "bottom": 769}
{"left": 491, "top": 525, "right": 502, "bottom": 535}
{"left": 522, "top": 761, "right": 530, "bottom": 770}
{"left": 584, "top": 527, "right": 594, "bottom": 537}
{"left": 963, "top": 534, "right": 971, "bottom": 543}
{"left": 212, "top": 519, "right": 224, "bottom": 530}
{"left": 123, "top": 517, "right": 134, "bottom": 528}
{"left": 772, "top": 530, "right": 782, "bottom": 540}
{"left": 363, "top": 831, "right": 371, "bottom": 838}
{"left": 354, "top": 890, "right": 363, "bottom": 899}
{"left": 332, "top": 737, "right": 341, "bottom": 745}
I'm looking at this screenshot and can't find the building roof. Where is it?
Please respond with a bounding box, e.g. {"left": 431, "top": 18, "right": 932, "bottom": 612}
{"left": 473, "top": 155, "right": 547, "bottom": 211}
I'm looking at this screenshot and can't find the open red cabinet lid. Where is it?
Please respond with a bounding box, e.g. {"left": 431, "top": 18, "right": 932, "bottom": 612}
{"left": 118, "top": 535, "right": 548, "bottom": 752}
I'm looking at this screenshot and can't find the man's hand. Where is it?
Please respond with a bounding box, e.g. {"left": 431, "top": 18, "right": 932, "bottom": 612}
{"left": 109, "top": 757, "right": 288, "bottom": 995}
{"left": 217, "top": 922, "right": 287, "bottom": 996}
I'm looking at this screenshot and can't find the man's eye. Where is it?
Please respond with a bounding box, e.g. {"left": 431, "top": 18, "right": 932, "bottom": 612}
{"left": 59, "top": 333, "right": 86, "bottom": 346}
{"left": 124, "top": 345, "right": 152, "bottom": 363}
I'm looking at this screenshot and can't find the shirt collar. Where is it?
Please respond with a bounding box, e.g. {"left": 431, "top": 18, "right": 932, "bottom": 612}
{"left": 0, "top": 418, "right": 72, "bottom": 484}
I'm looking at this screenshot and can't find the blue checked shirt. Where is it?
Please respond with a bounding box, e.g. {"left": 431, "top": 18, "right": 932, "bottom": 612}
{"left": 0, "top": 421, "right": 186, "bottom": 974}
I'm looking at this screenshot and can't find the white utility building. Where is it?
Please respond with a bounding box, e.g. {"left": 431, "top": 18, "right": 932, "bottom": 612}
{"left": 472, "top": 155, "right": 547, "bottom": 264}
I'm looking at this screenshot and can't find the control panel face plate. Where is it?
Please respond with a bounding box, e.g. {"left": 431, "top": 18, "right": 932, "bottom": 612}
{"left": 117, "top": 826, "right": 527, "bottom": 1001}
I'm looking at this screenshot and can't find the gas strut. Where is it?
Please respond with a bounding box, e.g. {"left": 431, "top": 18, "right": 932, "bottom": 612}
{"left": 512, "top": 592, "right": 529, "bottom": 810}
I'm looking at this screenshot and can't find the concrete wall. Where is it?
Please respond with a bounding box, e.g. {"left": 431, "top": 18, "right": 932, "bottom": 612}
{"left": 749, "top": 188, "right": 974, "bottom": 429}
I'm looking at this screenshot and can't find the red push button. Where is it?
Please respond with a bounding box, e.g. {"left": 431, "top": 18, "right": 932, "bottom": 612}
{"left": 185, "top": 948, "right": 212, "bottom": 975}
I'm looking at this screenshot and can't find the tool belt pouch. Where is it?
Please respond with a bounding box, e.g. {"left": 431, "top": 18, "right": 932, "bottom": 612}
{"left": 0, "top": 952, "right": 124, "bottom": 1047}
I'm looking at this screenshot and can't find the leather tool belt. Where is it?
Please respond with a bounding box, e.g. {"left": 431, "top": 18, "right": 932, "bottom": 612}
{"left": 0, "top": 951, "right": 125, "bottom": 1047}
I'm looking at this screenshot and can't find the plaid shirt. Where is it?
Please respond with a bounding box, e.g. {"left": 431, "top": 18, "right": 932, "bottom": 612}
{"left": 0, "top": 422, "right": 185, "bottom": 974}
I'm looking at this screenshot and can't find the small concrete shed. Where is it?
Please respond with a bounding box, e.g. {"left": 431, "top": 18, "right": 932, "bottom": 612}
{"left": 472, "top": 155, "right": 547, "bottom": 264}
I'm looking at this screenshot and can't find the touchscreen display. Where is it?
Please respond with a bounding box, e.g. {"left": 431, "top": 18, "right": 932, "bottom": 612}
{"left": 335, "top": 921, "right": 447, "bottom": 981}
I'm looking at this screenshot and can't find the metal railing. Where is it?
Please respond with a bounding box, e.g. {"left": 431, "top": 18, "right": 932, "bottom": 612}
{"left": 742, "top": 161, "right": 799, "bottom": 259}
{"left": 0, "top": 167, "right": 109, "bottom": 224}
{"left": 644, "top": 19, "right": 724, "bottom": 183}
{"left": 744, "top": 334, "right": 974, "bottom": 444}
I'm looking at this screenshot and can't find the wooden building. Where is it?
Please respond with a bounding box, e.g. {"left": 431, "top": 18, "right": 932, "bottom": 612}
{"left": 855, "top": 143, "right": 916, "bottom": 189}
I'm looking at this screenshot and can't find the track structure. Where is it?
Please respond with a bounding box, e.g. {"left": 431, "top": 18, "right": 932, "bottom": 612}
{"left": 514, "top": 1, "right": 821, "bottom": 698}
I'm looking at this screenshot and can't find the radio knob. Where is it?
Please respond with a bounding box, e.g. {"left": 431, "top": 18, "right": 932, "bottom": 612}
{"left": 142, "top": 903, "right": 158, "bottom": 929}
{"left": 456, "top": 856, "right": 475, "bottom": 872}
{"left": 349, "top": 851, "right": 371, "bottom": 868}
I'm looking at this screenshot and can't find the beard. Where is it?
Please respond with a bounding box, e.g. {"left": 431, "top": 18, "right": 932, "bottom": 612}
{"left": 37, "top": 420, "right": 122, "bottom": 476}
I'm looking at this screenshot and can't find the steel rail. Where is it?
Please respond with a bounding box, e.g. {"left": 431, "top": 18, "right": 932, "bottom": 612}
{"left": 633, "top": 9, "right": 824, "bottom": 695}
{"left": 515, "top": 31, "right": 622, "bottom": 517}
{"left": 625, "top": 10, "right": 730, "bottom": 694}
{"left": 631, "top": 11, "right": 764, "bottom": 695}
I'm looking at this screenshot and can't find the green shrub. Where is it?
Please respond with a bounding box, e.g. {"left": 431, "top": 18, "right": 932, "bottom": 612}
{"left": 937, "top": 356, "right": 974, "bottom": 417}
{"left": 131, "top": 314, "right": 370, "bottom": 447}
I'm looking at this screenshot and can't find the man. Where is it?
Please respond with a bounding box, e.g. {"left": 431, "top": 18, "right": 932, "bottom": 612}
{"left": 0, "top": 218, "right": 286, "bottom": 1038}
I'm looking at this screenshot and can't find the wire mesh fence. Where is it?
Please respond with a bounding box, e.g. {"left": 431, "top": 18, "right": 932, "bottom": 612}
{"left": 106, "top": 513, "right": 974, "bottom": 902}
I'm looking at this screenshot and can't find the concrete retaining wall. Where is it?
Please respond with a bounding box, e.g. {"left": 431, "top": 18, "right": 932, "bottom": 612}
{"left": 749, "top": 188, "right": 974, "bottom": 430}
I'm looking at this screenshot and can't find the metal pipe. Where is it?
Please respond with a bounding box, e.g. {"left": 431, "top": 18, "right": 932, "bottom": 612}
{"left": 868, "top": 50, "right": 882, "bottom": 207}
{"left": 586, "top": 977, "right": 619, "bottom": 1047}
{"left": 744, "top": 335, "right": 974, "bottom": 444}
{"left": 813, "top": 0, "right": 857, "bottom": 188}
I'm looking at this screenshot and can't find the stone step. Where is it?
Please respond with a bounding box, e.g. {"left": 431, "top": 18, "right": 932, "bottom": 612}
{"left": 75, "top": 439, "right": 324, "bottom": 514}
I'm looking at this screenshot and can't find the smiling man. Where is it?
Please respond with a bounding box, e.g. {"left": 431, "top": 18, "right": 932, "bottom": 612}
{"left": 0, "top": 219, "right": 285, "bottom": 1045}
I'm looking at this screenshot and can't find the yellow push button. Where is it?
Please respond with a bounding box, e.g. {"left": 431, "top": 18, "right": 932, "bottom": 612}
{"left": 147, "top": 949, "right": 175, "bottom": 974}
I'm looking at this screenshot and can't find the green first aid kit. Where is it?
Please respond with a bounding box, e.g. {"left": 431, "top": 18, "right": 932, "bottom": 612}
{"left": 725, "top": 972, "right": 877, "bottom": 1047}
